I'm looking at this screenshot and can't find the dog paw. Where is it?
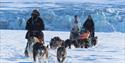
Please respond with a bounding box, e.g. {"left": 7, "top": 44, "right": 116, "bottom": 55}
{"left": 24, "top": 51, "right": 29, "bottom": 57}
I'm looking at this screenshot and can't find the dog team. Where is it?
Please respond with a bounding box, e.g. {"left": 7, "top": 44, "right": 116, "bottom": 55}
{"left": 24, "top": 9, "right": 97, "bottom": 63}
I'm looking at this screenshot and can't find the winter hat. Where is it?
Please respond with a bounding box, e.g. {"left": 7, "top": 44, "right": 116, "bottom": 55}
{"left": 88, "top": 15, "right": 92, "bottom": 20}
{"left": 74, "top": 15, "right": 78, "bottom": 23}
{"left": 74, "top": 15, "right": 77, "bottom": 18}
{"left": 31, "top": 9, "right": 40, "bottom": 16}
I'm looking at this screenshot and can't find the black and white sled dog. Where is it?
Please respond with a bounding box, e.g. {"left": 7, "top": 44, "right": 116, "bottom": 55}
{"left": 91, "top": 36, "right": 98, "bottom": 46}
{"left": 25, "top": 36, "right": 48, "bottom": 63}
{"left": 33, "top": 42, "right": 48, "bottom": 63}
{"left": 57, "top": 42, "right": 67, "bottom": 63}
{"left": 50, "top": 36, "right": 64, "bottom": 49}
{"left": 64, "top": 39, "right": 79, "bottom": 49}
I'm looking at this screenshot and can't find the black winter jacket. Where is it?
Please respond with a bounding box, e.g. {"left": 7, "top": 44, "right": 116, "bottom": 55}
{"left": 25, "top": 17, "right": 44, "bottom": 31}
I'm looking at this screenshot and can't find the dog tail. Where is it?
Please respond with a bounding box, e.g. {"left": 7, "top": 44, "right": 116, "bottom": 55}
{"left": 46, "top": 45, "right": 49, "bottom": 48}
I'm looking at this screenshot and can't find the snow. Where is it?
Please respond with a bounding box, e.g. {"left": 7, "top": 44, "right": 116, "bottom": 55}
{"left": 0, "top": 30, "right": 125, "bottom": 63}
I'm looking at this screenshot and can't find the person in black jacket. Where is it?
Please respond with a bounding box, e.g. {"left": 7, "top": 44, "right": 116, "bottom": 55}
{"left": 24, "top": 9, "right": 45, "bottom": 56}
{"left": 25, "top": 10, "right": 45, "bottom": 39}
{"left": 82, "top": 15, "right": 95, "bottom": 38}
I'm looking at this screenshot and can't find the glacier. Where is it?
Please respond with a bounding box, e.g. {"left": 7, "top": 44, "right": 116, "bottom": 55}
{"left": 0, "top": 0, "right": 125, "bottom": 32}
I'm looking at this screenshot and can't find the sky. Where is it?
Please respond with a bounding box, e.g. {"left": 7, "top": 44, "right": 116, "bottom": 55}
{"left": 1, "top": 0, "right": 125, "bottom": 4}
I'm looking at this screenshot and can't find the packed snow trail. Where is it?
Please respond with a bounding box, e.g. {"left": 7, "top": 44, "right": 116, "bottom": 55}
{"left": 0, "top": 30, "right": 125, "bottom": 63}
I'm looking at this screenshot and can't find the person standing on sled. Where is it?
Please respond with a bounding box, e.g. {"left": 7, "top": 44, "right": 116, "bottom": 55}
{"left": 82, "top": 15, "right": 97, "bottom": 46}
{"left": 79, "top": 15, "right": 96, "bottom": 48}
{"left": 70, "top": 15, "right": 81, "bottom": 40}
{"left": 24, "top": 9, "right": 45, "bottom": 56}
{"left": 82, "top": 15, "right": 95, "bottom": 38}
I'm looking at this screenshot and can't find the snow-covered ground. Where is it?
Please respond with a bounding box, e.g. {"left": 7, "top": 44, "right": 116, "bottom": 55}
{"left": 0, "top": 30, "right": 125, "bottom": 63}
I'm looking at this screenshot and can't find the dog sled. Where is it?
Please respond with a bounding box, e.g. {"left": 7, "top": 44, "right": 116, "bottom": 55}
{"left": 69, "top": 15, "right": 97, "bottom": 48}
{"left": 79, "top": 15, "right": 97, "bottom": 48}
